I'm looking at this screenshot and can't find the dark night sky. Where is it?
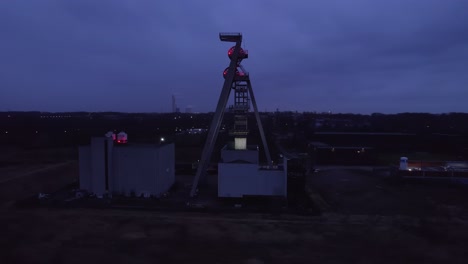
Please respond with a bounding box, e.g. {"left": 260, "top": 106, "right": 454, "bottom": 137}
{"left": 1, "top": 0, "right": 467, "bottom": 113}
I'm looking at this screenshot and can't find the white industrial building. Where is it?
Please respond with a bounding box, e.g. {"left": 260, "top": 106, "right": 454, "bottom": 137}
{"left": 218, "top": 143, "right": 287, "bottom": 198}
{"left": 79, "top": 137, "right": 175, "bottom": 197}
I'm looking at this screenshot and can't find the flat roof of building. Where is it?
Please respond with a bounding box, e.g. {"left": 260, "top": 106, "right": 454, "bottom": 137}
{"left": 315, "top": 132, "right": 416, "bottom": 136}
{"left": 224, "top": 143, "right": 258, "bottom": 151}
{"left": 114, "top": 143, "right": 172, "bottom": 149}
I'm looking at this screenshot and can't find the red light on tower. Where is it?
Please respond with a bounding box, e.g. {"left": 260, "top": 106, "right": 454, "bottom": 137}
{"left": 223, "top": 67, "right": 243, "bottom": 79}
{"left": 228, "top": 46, "right": 248, "bottom": 60}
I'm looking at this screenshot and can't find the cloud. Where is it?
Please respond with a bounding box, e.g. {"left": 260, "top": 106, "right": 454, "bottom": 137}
{"left": 0, "top": 0, "right": 467, "bottom": 113}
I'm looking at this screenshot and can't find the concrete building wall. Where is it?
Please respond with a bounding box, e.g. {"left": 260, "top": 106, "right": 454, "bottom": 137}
{"left": 111, "top": 144, "right": 175, "bottom": 197}
{"left": 90, "top": 138, "right": 106, "bottom": 196}
{"left": 221, "top": 149, "right": 258, "bottom": 164}
{"left": 78, "top": 146, "right": 91, "bottom": 191}
{"left": 218, "top": 162, "right": 287, "bottom": 197}
{"left": 155, "top": 144, "right": 175, "bottom": 195}
{"left": 112, "top": 147, "right": 152, "bottom": 196}
{"left": 79, "top": 138, "right": 175, "bottom": 197}
{"left": 78, "top": 138, "right": 113, "bottom": 196}
{"left": 218, "top": 163, "right": 257, "bottom": 197}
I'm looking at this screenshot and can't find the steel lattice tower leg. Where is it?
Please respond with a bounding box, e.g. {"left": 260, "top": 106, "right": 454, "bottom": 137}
{"left": 247, "top": 81, "right": 272, "bottom": 166}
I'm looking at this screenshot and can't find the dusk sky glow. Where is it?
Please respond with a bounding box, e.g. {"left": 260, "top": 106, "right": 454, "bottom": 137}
{"left": 1, "top": 0, "right": 468, "bottom": 113}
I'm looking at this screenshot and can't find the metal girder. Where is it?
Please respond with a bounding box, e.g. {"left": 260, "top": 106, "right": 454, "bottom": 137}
{"left": 247, "top": 81, "right": 273, "bottom": 167}
{"left": 190, "top": 40, "right": 242, "bottom": 197}
{"left": 219, "top": 32, "right": 242, "bottom": 42}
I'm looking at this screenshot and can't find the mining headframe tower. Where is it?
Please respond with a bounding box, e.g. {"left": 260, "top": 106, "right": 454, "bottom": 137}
{"left": 190, "top": 33, "right": 286, "bottom": 198}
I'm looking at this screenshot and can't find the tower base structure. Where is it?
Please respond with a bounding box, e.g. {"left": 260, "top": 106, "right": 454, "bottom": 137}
{"left": 218, "top": 143, "right": 287, "bottom": 198}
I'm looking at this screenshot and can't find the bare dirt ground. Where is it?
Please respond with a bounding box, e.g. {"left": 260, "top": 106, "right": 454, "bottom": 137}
{"left": 0, "top": 147, "right": 78, "bottom": 208}
{"left": 1, "top": 153, "right": 468, "bottom": 263}
{"left": 309, "top": 166, "right": 468, "bottom": 218}
{"left": 1, "top": 208, "right": 467, "bottom": 264}
{"left": 0, "top": 161, "right": 78, "bottom": 208}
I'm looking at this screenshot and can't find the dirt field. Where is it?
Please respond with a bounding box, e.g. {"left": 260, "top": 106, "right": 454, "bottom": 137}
{"left": 1, "top": 208, "right": 467, "bottom": 264}
{"left": 1, "top": 155, "right": 468, "bottom": 263}
{"left": 0, "top": 157, "right": 78, "bottom": 207}
{"left": 309, "top": 166, "right": 468, "bottom": 218}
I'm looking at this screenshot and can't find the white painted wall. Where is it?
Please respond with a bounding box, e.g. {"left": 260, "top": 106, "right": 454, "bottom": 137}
{"left": 90, "top": 138, "right": 106, "bottom": 196}
{"left": 155, "top": 144, "right": 175, "bottom": 194}
{"left": 221, "top": 148, "right": 258, "bottom": 164}
{"left": 112, "top": 147, "right": 154, "bottom": 196}
{"left": 218, "top": 161, "right": 287, "bottom": 197}
{"left": 78, "top": 146, "right": 91, "bottom": 191}
{"left": 112, "top": 144, "right": 175, "bottom": 197}
{"left": 78, "top": 137, "right": 113, "bottom": 196}
{"left": 79, "top": 139, "right": 175, "bottom": 197}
